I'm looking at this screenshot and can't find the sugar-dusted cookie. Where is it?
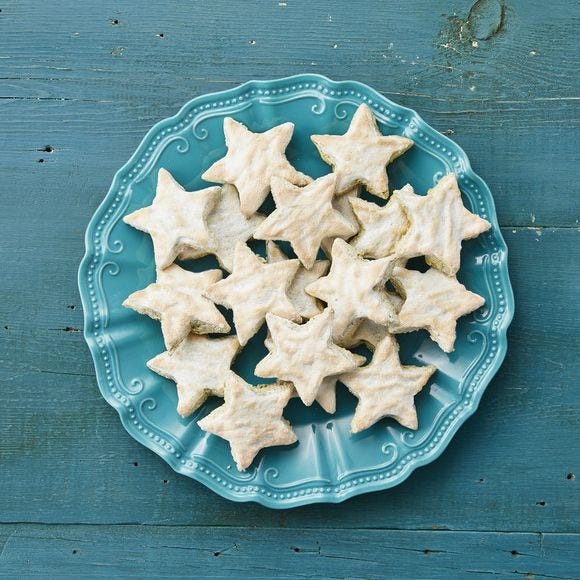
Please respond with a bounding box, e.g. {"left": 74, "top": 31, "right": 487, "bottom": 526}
{"left": 313, "top": 377, "right": 339, "bottom": 414}
{"left": 391, "top": 266, "right": 485, "bottom": 353}
{"left": 342, "top": 319, "right": 391, "bottom": 351}
{"left": 264, "top": 329, "right": 339, "bottom": 414}
{"left": 266, "top": 242, "right": 329, "bottom": 319}
{"left": 123, "top": 264, "right": 229, "bottom": 351}
{"left": 286, "top": 377, "right": 338, "bottom": 414}
{"left": 254, "top": 174, "right": 357, "bottom": 269}
{"left": 394, "top": 173, "right": 491, "bottom": 275}
{"left": 201, "top": 117, "right": 310, "bottom": 217}
{"left": 123, "top": 168, "right": 219, "bottom": 269}
{"left": 349, "top": 188, "right": 410, "bottom": 259}
{"left": 197, "top": 372, "right": 297, "bottom": 471}
{"left": 178, "top": 184, "right": 265, "bottom": 272}
{"left": 305, "top": 239, "right": 398, "bottom": 342}
{"left": 340, "top": 335, "right": 436, "bottom": 432}
{"left": 311, "top": 104, "right": 413, "bottom": 197}
{"left": 321, "top": 187, "right": 360, "bottom": 257}
{"left": 148, "top": 334, "right": 240, "bottom": 418}
{"left": 204, "top": 242, "right": 300, "bottom": 346}
{"left": 255, "top": 309, "right": 365, "bottom": 406}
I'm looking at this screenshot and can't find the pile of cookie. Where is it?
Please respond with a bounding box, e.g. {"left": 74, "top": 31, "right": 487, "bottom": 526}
{"left": 123, "top": 104, "right": 490, "bottom": 471}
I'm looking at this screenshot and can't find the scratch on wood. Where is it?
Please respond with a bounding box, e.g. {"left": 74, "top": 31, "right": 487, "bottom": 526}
{"left": 155, "top": 544, "right": 208, "bottom": 552}
{"left": 0, "top": 531, "right": 16, "bottom": 562}
{"left": 213, "top": 543, "right": 238, "bottom": 557}
{"left": 47, "top": 326, "right": 81, "bottom": 333}
{"left": 291, "top": 545, "right": 320, "bottom": 555}
{"left": 39, "top": 369, "right": 94, "bottom": 377}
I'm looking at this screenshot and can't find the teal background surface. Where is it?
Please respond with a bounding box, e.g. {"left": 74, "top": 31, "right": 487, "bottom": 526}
{"left": 1, "top": 0, "right": 578, "bottom": 576}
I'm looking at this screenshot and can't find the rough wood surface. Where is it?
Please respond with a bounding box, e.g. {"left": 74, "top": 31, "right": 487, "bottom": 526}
{"left": 1, "top": 0, "right": 578, "bottom": 228}
{"left": 1, "top": 229, "right": 577, "bottom": 534}
{"left": 0, "top": 525, "right": 578, "bottom": 579}
{"left": 1, "top": 0, "right": 578, "bottom": 576}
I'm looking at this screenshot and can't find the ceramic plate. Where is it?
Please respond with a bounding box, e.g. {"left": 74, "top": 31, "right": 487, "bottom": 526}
{"left": 78, "top": 74, "right": 514, "bottom": 508}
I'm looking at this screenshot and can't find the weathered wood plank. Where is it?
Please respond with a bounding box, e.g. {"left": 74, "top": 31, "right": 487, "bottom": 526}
{"left": 0, "top": 0, "right": 579, "bottom": 554}
{"left": 0, "top": 228, "right": 578, "bottom": 530}
{"left": 0, "top": 0, "right": 578, "bottom": 227}
{"left": 2, "top": 95, "right": 578, "bottom": 229}
{"left": 0, "top": 525, "right": 577, "bottom": 578}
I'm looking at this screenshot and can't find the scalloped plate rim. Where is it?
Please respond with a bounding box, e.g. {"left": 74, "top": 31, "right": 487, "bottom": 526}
{"left": 78, "top": 73, "right": 515, "bottom": 509}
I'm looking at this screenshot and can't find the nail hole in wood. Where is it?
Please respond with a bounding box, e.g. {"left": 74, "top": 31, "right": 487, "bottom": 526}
{"left": 249, "top": 39, "right": 256, "bottom": 45}
{"left": 567, "top": 473, "right": 574, "bottom": 480}
{"left": 292, "top": 547, "right": 300, "bottom": 552}
{"left": 3, "top": 326, "right": 8, "bottom": 330}
{"left": 213, "top": 551, "right": 220, "bottom": 557}
{"left": 68, "top": 304, "right": 75, "bottom": 310}
{"left": 536, "top": 500, "right": 546, "bottom": 507}
{"left": 72, "top": 549, "right": 78, "bottom": 555}
{"left": 331, "top": 42, "right": 338, "bottom": 48}
{"left": 38, "top": 158, "right": 44, "bottom": 163}
{"left": 133, "top": 461, "right": 139, "bottom": 467}
{"left": 511, "top": 550, "right": 520, "bottom": 557}
{"left": 157, "top": 33, "right": 164, "bottom": 38}
{"left": 478, "top": 478, "right": 485, "bottom": 483}
{"left": 39, "top": 145, "right": 54, "bottom": 153}
{"left": 163, "top": 479, "right": 168, "bottom": 484}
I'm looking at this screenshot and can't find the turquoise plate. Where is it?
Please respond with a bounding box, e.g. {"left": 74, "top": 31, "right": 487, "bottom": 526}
{"left": 78, "top": 74, "right": 514, "bottom": 508}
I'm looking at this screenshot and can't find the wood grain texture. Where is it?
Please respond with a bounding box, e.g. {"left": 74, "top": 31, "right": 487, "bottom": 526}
{"left": 1, "top": 0, "right": 578, "bottom": 574}
{"left": 1, "top": 229, "right": 578, "bottom": 531}
{"left": 0, "top": 0, "right": 578, "bottom": 229}
{"left": 0, "top": 525, "right": 578, "bottom": 579}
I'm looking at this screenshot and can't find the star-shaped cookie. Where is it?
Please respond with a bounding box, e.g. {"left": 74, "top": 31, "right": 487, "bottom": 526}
{"left": 148, "top": 334, "right": 240, "bottom": 418}
{"left": 255, "top": 309, "right": 364, "bottom": 406}
{"left": 123, "top": 168, "right": 219, "bottom": 269}
{"left": 266, "top": 242, "right": 329, "bottom": 319}
{"left": 342, "top": 319, "right": 392, "bottom": 351}
{"left": 311, "top": 104, "right": 413, "bottom": 197}
{"left": 123, "top": 264, "right": 230, "bottom": 351}
{"left": 178, "top": 184, "right": 265, "bottom": 272}
{"left": 264, "top": 325, "right": 338, "bottom": 413}
{"left": 394, "top": 173, "right": 491, "bottom": 275}
{"left": 201, "top": 117, "right": 311, "bottom": 217}
{"left": 349, "top": 188, "right": 410, "bottom": 259}
{"left": 305, "top": 239, "right": 398, "bottom": 342}
{"left": 390, "top": 266, "right": 485, "bottom": 352}
{"left": 204, "top": 242, "right": 300, "bottom": 346}
{"left": 321, "top": 187, "right": 360, "bottom": 257}
{"left": 254, "top": 174, "right": 357, "bottom": 269}
{"left": 340, "top": 335, "right": 436, "bottom": 432}
{"left": 197, "top": 372, "right": 297, "bottom": 471}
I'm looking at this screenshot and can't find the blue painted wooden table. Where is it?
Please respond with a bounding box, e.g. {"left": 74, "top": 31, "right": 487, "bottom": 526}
{"left": 1, "top": 0, "right": 578, "bottom": 577}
